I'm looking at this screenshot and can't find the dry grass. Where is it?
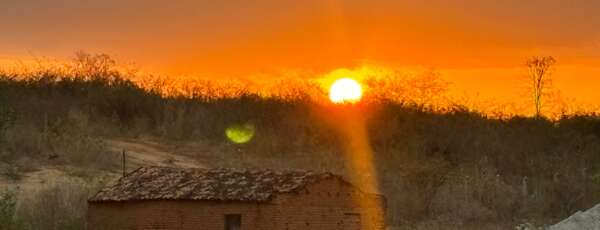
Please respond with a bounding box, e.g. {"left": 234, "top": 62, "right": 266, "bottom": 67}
{"left": 16, "top": 178, "right": 105, "bottom": 230}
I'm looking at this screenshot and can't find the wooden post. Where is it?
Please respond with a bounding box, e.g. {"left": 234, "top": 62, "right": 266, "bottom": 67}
{"left": 122, "top": 150, "right": 126, "bottom": 177}
{"left": 521, "top": 176, "right": 528, "bottom": 197}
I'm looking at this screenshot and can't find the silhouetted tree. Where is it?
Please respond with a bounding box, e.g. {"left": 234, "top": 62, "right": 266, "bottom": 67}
{"left": 526, "top": 56, "right": 556, "bottom": 118}
{"left": 71, "top": 50, "right": 118, "bottom": 81}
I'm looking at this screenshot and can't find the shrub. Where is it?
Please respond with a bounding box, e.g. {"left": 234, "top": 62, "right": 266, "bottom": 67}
{"left": 0, "top": 94, "right": 16, "bottom": 140}
{"left": 0, "top": 189, "right": 19, "bottom": 230}
{"left": 17, "top": 179, "right": 97, "bottom": 230}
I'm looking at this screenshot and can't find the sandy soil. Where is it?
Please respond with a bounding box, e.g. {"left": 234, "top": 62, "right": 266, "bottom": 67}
{"left": 105, "top": 138, "right": 202, "bottom": 169}
{"left": 1, "top": 138, "right": 204, "bottom": 191}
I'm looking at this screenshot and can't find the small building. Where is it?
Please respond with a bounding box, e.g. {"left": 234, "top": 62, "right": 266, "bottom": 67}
{"left": 87, "top": 166, "right": 386, "bottom": 230}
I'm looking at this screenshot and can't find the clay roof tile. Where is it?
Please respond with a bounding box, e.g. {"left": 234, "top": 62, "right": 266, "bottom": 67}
{"left": 89, "top": 166, "right": 337, "bottom": 202}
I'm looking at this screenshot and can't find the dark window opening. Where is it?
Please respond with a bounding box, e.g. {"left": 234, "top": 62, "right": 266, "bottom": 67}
{"left": 342, "top": 213, "right": 361, "bottom": 230}
{"left": 225, "top": 214, "right": 241, "bottom": 230}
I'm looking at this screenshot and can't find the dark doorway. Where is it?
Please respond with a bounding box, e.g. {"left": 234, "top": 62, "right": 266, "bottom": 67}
{"left": 225, "top": 214, "right": 241, "bottom": 230}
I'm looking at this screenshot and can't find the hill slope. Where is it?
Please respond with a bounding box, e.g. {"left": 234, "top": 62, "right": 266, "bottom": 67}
{"left": 2, "top": 71, "right": 600, "bottom": 229}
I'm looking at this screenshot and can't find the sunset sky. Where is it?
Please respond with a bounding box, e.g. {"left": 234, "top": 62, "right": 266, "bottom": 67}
{"left": 1, "top": 0, "right": 600, "bottom": 102}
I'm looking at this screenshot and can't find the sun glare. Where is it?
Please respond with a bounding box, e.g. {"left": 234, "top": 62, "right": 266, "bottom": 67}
{"left": 329, "top": 78, "right": 363, "bottom": 103}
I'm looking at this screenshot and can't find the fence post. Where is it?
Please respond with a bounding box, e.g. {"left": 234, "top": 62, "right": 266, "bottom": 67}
{"left": 122, "top": 150, "right": 126, "bottom": 177}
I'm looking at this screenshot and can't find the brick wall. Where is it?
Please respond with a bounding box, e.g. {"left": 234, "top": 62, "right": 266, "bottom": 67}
{"left": 88, "top": 200, "right": 265, "bottom": 230}
{"left": 270, "top": 178, "right": 386, "bottom": 230}
{"left": 87, "top": 178, "right": 385, "bottom": 230}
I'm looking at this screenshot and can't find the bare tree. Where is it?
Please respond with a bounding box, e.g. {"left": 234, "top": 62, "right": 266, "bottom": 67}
{"left": 71, "top": 50, "right": 117, "bottom": 81}
{"left": 526, "top": 56, "right": 556, "bottom": 118}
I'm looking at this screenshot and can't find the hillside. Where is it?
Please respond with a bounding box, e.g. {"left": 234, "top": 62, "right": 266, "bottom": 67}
{"left": 2, "top": 67, "right": 600, "bottom": 229}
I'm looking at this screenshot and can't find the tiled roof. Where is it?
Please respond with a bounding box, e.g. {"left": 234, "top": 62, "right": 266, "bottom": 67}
{"left": 89, "top": 166, "right": 341, "bottom": 202}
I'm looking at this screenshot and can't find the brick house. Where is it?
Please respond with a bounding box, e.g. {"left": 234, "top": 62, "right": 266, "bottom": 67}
{"left": 87, "top": 166, "right": 386, "bottom": 230}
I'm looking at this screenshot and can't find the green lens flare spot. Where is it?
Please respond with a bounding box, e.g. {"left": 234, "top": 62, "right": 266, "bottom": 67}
{"left": 225, "top": 123, "right": 255, "bottom": 144}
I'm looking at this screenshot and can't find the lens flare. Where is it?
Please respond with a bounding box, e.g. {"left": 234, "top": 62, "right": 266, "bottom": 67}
{"left": 329, "top": 78, "right": 363, "bottom": 103}
{"left": 325, "top": 107, "right": 386, "bottom": 228}
{"left": 225, "top": 123, "right": 255, "bottom": 144}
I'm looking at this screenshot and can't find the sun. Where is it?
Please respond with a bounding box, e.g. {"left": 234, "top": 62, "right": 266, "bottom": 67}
{"left": 329, "top": 78, "right": 363, "bottom": 103}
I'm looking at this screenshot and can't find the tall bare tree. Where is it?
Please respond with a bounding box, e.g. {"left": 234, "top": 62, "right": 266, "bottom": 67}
{"left": 526, "top": 56, "right": 556, "bottom": 118}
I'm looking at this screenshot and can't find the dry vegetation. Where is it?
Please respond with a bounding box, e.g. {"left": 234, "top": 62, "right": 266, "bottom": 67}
{"left": 1, "top": 53, "right": 600, "bottom": 229}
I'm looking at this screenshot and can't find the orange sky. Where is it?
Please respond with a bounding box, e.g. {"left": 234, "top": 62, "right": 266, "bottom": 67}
{"left": 1, "top": 0, "right": 600, "bottom": 102}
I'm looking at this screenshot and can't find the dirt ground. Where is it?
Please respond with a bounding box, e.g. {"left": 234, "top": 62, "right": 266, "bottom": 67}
{"left": 1, "top": 138, "right": 204, "bottom": 193}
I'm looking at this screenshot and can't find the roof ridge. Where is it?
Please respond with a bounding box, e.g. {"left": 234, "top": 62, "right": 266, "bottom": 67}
{"left": 135, "top": 166, "right": 330, "bottom": 175}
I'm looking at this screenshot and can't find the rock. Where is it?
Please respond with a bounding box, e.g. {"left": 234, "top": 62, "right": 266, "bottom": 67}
{"left": 549, "top": 203, "right": 600, "bottom": 230}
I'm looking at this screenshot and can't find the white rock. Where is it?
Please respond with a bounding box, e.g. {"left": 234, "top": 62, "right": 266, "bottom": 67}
{"left": 549, "top": 203, "right": 600, "bottom": 230}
